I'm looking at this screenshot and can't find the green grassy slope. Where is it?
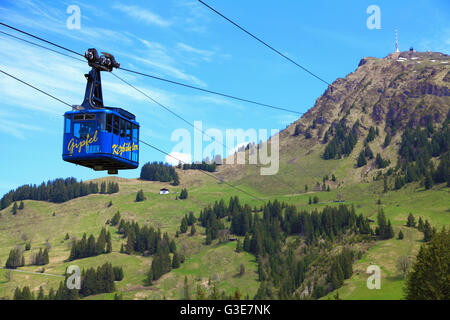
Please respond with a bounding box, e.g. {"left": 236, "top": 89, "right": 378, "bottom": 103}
{"left": 0, "top": 171, "right": 448, "bottom": 299}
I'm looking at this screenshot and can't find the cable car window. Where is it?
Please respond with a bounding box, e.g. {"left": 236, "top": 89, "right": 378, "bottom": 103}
{"left": 113, "top": 116, "right": 119, "bottom": 135}
{"left": 65, "top": 116, "right": 71, "bottom": 134}
{"left": 126, "top": 122, "right": 132, "bottom": 140}
{"left": 97, "top": 113, "right": 106, "bottom": 132}
{"left": 85, "top": 114, "right": 95, "bottom": 120}
{"left": 106, "top": 114, "right": 112, "bottom": 133}
{"left": 74, "top": 114, "right": 84, "bottom": 121}
{"left": 120, "top": 118, "right": 126, "bottom": 138}
{"left": 74, "top": 121, "right": 96, "bottom": 139}
{"left": 133, "top": 124, "right": 138, "bottom": 142}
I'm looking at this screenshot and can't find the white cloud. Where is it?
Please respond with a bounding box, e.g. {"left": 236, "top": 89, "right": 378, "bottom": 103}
{"left": 176, "top": 42, "right": 215, "bottom": 61}
{"left": 113, "top": 4, "right": 171, "bottom": 27}
{"left": 0, "top": 118, "right": 44, "bottom": 140}
{"left": 165, "top": 151, "right": 192, "bottom": 166}
{"left": 132, "top": 56, "right": 206, "bottom": 87}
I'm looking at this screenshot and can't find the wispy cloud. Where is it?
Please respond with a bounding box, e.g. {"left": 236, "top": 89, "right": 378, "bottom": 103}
{"left": 133, "top": 56, "right": 207, "bottom": 87}
{"left": 0, "top": 117, "right": 44, "bottom": 140}
{"left": 176, "top": 42, "right": 215, "bottom": 61}
{"left": 112, "top": 4, "right": 171, "bottom": 28}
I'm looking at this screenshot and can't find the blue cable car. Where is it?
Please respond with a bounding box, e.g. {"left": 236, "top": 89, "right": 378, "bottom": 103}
{"left": 62, "top": 49, "right": 139, "bottom": 174}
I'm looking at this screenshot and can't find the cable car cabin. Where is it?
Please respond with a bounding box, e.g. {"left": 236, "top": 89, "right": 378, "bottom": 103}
{"left": 62, "top": 48, "right": 139, "bottom": 174}
{"left": 62, "top": 108, "right": 139, "bottom": 174}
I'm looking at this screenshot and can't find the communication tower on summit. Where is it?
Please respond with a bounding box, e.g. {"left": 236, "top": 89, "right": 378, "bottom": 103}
{"left": 395, "top": 28, "right": 399, "bottom": 53}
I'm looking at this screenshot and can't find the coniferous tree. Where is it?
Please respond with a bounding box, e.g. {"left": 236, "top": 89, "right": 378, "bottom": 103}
{"left": 424, "top": 170, "right": 433, "bottom": 190}
{"left": 179, "top": 188, "right": 188, "bottom": 200}
{"left": 190, "top": 224, "right": 196, "bottom": 236}
{"left": 144, "top": 268, "right": 153, "bottom": 286}
{"left": 243, "top": 233, "right": 251, "bottom": 252}
{"left": 5, "top": 247, "right": 25, "bottom": 269}
{"left": 12, "top": 202, "right": 18, "bottom": 215}
{"left": 418, "top": 217, "right": 424, "bottom": 232}
{"left": 19, "top": 201, "right": 24, "bottom": 210}
{"left": 172, "top": 251, "right": 181, "bottom": 269}
{"left": 106, "top": 231, "right": 112, "bottom": 253}
{"left": 356, "top": 150, "right": 367, "bottom": 168}
{"left": 183, "top": 276, "right": 190, "bottom": 300}
{"left": 180, "top": 217, "right": 188, "bottom": 234}
{"left": 37, "top": 286, "right": 45, "bottom": 300}
{"left": 423, "top": 220, "right": 433, "bottom": 242}
{"left": 135, "top": 189, "right": 146, "bottom": 202}
{"left": 405, "top": 228, "right": 449, "bottom": 300}
{"left": 293, "top": 124, "right": 301, "bottom": 136}
{"left": 236, "top": 239, "right": 242, "bottom": 252}
{"left": 406, "top": 213, "right": 416, "bottom": 228}
{"left": 398, "top": 230, "right": 404, "bottom": 240}
{"left": 172, "top": 174, "right": 180, "bottom": 186}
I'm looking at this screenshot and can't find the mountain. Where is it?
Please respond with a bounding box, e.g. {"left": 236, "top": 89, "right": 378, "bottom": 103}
{"left": 219, "top": 51, "right": 449, "bottom": 194}
{"left": 0, "top": 51, "right": 448, "bottom": 301}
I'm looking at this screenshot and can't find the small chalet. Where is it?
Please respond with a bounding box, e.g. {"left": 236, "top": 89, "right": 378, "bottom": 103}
{"left": 159, "top": 188, "right": 169, "bottom": 195}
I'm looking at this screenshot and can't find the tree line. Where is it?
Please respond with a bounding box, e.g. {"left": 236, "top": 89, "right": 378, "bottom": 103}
{"left": 323, "top": 120, "right": 359, "bottom": 160}
{"left": 187, "top": 196, "right": 372, "bottom": 299}
{"left": 1, "top": 178, "right": 119, "bottom": 209}
{"left": 68, "top": 228, "right": 112, "bottom": 261}
{"left": 178, "top": 162, "right": 217, "bottom": 172}
{"left": 112, "top": 216, "right": 184, "bottom": 284}
{"left": 13, "top": 262, "right": 123, "bottom": 300}
{"left": 140, "top": 161, "right": 179, "bottom": 185}
{"left": 395, "top": 114, "right": 449, "bottom": 189}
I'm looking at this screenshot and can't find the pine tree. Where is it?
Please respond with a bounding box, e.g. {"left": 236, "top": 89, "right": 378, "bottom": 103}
{"left": 236, "top": 239, "right": 242, "bottom": 252}
{"left": 43, "top": 248, "right": 49, "bottom": 265}
{"left": 423, "top": 220, "right": 433, "bottom": 242}
{"left": 172, "top": 251, "right": 180, "bottom": 269}
{"left": 205, "top": 231, "right": 212, "bottom": 245}
{"left": 144, "top": 268, "right": 153, "bottom": 286}
{"left": 37, "top": 286, "right": 45, "bottom": 300}
{"left": 179, "top": 188, "right": 188, "bottom": 200}
{"left": 106, "top": 231, "right": 112, "bottom": 253}
{"left": 418, "top": 217, "right": 424, "bottom": 232}
{"left": 293, "top": 124, "right": 301, "bottom": 136}
{"left": 135, "top": 189, "right": 146, "bottom": 202}
{"left": 424, "top": 170, "right": 433, "bottom": 190}
{"left": 172, "top": 174, "right": 180, "bottom": 186}
{"left": 180, "top": 217, "right": 188, "bottom": 233}
{"left": 407, "top": 213, "right": 416, "bottom": 228}
{"left": 12, "top": 202, "right": 18, "bottom": 215}
{"left": 183, "top": 276, "right": 190, "bottom": 300}
{"left": 398, "top": 230, "right": 404, "bottom": 240}
{"left": 19, "top": 201, "right": 24, "bottom": 210}
{"left": 405, "top": 228, "right": 449, "bottom": 300}
{"left": 243, "top": 233, "right": 250, "bottom": 252}
{"left": 190, "top": 224, "right": 196, "bottom": 236}
{"left": 357, "top": 150, "right": 367, "bottom": 167}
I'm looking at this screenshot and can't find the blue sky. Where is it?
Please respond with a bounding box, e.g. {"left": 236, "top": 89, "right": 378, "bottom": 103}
{"left": 0, "top": 0, "right": 449, "bottom": 196}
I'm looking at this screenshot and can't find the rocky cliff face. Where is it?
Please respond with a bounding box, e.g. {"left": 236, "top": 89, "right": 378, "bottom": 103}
{"left": 282, "top": 51, "right": 449, "bottom": 143}
{"left": 220, "top": 51, "right": 449, "bottom": 192}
